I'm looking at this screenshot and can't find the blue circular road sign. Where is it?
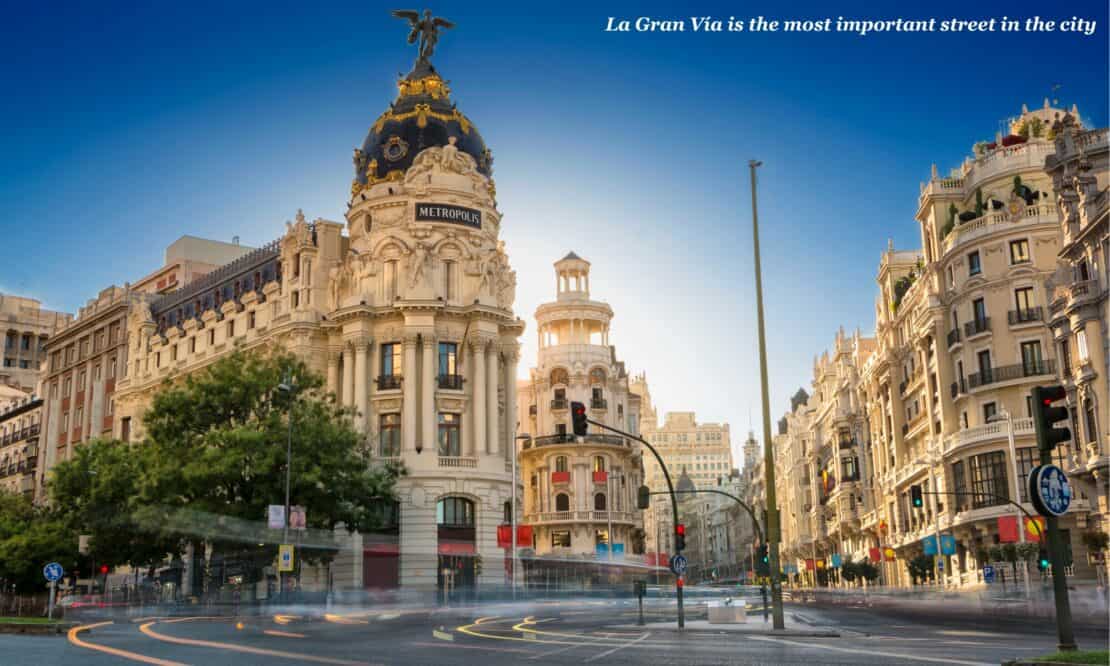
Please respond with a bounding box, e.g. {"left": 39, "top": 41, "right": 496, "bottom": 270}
{"left": 1034, "top": 464, "right": 1071, "bottom": 516}
{"left": 670, "top": 554, "right": 688, "bottom": 576}
{"left": 43, "top": 562, "right": 64, "bottom": 582}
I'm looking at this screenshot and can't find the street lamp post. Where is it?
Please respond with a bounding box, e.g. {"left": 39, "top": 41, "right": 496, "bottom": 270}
{"left": 513, "top": 431, "right": 530, "bottom": 599}
{"left": 913, "top": 448, "right": 945, "bottom": 587}
{"left": 277, "top": 373, "right": 297, "bottom": 603}
{"left": 989, "top": 409, "right": 1031, "bottom": 596}
{"left": 748, "top": 159, "right": 785, "bottom": 630}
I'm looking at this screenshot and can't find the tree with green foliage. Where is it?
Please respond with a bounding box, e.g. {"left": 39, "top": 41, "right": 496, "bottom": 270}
{"left": 0, "top": 492, "right": 78, "bottom": 593}
{"left": 50, "top": 438, "right": 177, "bottom": 572}
{"left": 907, "top": 553, "right": 935, "bottom": 584}
{"left": 133, "top": 348, "right": 402, "bottom": 595}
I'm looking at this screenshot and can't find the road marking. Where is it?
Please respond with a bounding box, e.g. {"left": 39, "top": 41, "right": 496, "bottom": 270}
{"left": 68, "top": 621, "right": 187, "bottom": 666}
{"left": 139, "top": 618, "right": 378, "bottom": 665}
{"left": 748, "top": 635, "right": 994, "bottom": 666}
{"left": 263, "top": 630, "right": 306, "bottom": 639}
{"left": 584, "top": 632, "right": 651, "bottom": 662}
{"left": 433, "top": 628, "right": 454, "bottom": 641}
{"left": 324, "top": 613, "right": 369, "bottom": 625}
{"left": 273, "top": 614, "right": 300, "bottom": 625}
{"left": 409, "top": 641, "right": 533, "bottom": 654}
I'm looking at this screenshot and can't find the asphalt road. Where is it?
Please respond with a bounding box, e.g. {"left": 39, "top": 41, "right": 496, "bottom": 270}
{"left": 5, "top": 592, "right": 1108, "bottom": 665}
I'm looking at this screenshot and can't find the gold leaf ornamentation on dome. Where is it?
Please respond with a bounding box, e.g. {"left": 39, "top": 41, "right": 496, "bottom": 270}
{"left": 369, "top": 105, "right": 474, "bottom": 135}
{"left": 397, "top": 75, "right": 451, "bottom": 100}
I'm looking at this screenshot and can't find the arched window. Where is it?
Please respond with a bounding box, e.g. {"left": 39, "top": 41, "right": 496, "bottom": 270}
{"left": 589, "top": 368, "right": 606, "bottom": 385}
{"left": 593, "top": 456, "right": 606, "bottom": 472}
{"left": 550, "top": 368, "right": 569, "bottom": 386}
{"left": 555, "top": 493, "right": 570, "bottom": 512}
{"left": 594, "top": 493, "right": 606, "bottom": 511}
{"left": 554, "top": 456, "right": 568, "bottom": 472}
{"left": 436, "top": 496, "right": 475, "bottom": 527}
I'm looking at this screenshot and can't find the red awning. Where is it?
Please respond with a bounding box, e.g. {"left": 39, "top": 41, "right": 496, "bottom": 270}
{"left": 438, "top": 541, "right": 476, "bottom": 555}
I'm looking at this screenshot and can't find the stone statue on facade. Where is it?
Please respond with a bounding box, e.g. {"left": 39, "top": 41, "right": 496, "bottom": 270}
{"left": 391, "top": 9, "right": 455, "bottom": 64}
{"left": 408, "top": 241, "right": 431, "bottom": 288}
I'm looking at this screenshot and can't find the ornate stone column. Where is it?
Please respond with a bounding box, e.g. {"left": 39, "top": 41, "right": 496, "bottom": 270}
{"left": 354, "top": 338, "right": 368, "bottom": 432}
{"left": 470, "top": 337, "right": 486, "bottom": 457}
{"left": 342, "top": 345, "right": 355, "bottom": 409}
{"left": 326, "top": 349, "right": 340, "bottom": 398}
{"left": 421, "top": 333, "right": 436, "bottom": 455}
{"left": 402, "top": 334, "right": 418, "bottom": 452}
{"left": 486, "top": 342, "right": 499, "bottom": 456}
{"left": 504, "top": 344, "right": 519, "bottom": 461}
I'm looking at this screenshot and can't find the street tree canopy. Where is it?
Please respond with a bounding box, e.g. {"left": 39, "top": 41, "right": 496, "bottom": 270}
{"left": 133, "top": 348, "right": 401, "bottom": 553}
{"left": 0, "top": 491, "right": 77, "bottom": 593}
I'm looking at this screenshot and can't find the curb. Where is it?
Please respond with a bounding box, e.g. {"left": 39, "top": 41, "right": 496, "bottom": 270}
{"left": 610, "top": 623, "right": 840, "bottom": 637}
{"left": 0, "top": 622, "right": 75, "bottom": 636}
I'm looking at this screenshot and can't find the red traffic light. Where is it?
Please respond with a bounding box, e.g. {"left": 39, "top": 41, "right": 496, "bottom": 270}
{"left": 98, "top": 565, "right": 109, "bottom": 575}
{"left": 675, "top": 523, "right": 685, "bottom": 536}
{"left": 570, "top": 401, "right": 588, "bottom": 436}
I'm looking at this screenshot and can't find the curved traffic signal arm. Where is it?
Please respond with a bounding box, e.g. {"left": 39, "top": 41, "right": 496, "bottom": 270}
{"left": 1032, "top": 385, "right": 1071, "bottom": 453}
{"left": 652, "top": 487, "right": 766, "bottom": 545}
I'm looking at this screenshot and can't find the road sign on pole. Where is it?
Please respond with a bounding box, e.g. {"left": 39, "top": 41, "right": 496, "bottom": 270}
{"left": 1032, "top": 465, "right": 1072, "bottom": 517}
{"left": 278, "top": 544, "right": 294, "bottom": 572}
{"left": 44, "top": 562, "right": 63, "bottom": 620}
{"left": 983, "top": 565, "right": 995, "bottom": 583}
{"left": 670, "top": 554, "right": 688, "bottom": 576}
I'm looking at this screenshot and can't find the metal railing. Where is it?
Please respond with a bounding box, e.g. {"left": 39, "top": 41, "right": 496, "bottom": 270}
{"left": 590, "top": 398, "right": 608, "bottom": 410}
{"left": 376, "top": 375, "right": 402, "bottom": 390}
{"left": 964, "top": 317, "right": 991, "bottom": 337}
{"left": 1007, "top": 307, "right": 1043, "bottom": 325}
{"left": 530, "top": 433, "right": 627, "bottom": 448}
{"left": 967, "top": 359, "right": 1056, "bottom": 389}
{"left": 437, "top": 374, "right": 463, "bottom": 390}
{"left": 947, "top": 328, "right": 961, "bottom": 347}
{"left": 550, "top": 399, "right": 568, "bottom": 410}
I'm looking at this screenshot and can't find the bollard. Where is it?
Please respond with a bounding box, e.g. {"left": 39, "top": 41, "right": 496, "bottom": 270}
{"left": 635, "top": 580, "right": 646, "bottom": 626}
{"left": 761, "top": 583, "right": 768, "bottom": 621}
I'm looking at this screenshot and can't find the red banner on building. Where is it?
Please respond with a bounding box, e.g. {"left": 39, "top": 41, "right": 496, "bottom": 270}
{"left": 551, "top": 471, "right": 571, "bottom": 484}
{"left": 593, "top": 470, "right": 608, "bottom": 484}
{"left": 869, "top": 547, "right": 882, "bottom": 563}
{"left": 497, "top": 525, "right": 534, "bottom": 548}
{"left": 805, "top": 558, "right": 816, "bottom": 571}
{"left": 998, "top": 515, "right": 1019, "bottom": 543}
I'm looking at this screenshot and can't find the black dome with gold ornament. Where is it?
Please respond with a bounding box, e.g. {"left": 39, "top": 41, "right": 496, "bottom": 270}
{"left": 352, "top": 56, "right": 493, "bottom": 197}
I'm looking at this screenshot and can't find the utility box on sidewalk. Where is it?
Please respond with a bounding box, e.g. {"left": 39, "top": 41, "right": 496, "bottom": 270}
{"left": 707, "top": 600, "right": 747, "bottom": 623}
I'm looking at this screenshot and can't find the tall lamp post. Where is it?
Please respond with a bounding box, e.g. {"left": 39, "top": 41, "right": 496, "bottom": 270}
{"left": 512, "top": 431, "right": 531, "bottom": 599}
{"left": 277, "top": 372, "right": 297, "bottom": 602}
{"left": 748, "top": 159, "right": 785, "bottom": 630}
{"left": 988, "top": 408, "right": 1031, "bottom": 596}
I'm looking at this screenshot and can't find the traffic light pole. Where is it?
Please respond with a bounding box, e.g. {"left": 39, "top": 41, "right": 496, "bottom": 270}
{"left": 749, "top": 159, "right": 785, "bottom": 630}
{"left": 1031, "top": 386, "right": 1077, "bottom": 651}
{"left": 649, "top": 489, "right": 764, "bottom": 543}
{"left": 585, "top": 418, "right": 685, "bottom": 629}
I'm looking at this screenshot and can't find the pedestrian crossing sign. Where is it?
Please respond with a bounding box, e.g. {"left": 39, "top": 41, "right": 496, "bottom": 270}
{"left": 279, "top": 544, "right": 294, "bottom": 572}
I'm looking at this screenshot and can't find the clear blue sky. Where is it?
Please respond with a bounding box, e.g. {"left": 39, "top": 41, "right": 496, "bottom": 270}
{"left": 2, "top": 1, "right": 1106, "bottom": 465}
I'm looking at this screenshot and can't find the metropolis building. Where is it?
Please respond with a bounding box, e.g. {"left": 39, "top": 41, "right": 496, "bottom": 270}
{"left": 110, "top": 31, "right": 524, "bottom": 592}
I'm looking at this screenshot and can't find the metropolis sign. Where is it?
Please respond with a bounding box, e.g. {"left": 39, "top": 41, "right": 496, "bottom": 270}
{"left": 415, "top": 203, "right": 482, "bottom": 229}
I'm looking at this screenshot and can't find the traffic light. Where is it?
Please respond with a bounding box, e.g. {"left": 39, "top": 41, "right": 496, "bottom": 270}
{"left": 1032, "top": 385, "right": 1070, "bottom": 453}
{"left": 675, "top": 524, "right": 686, "bottom": 552}
{"left": 1037, "top": 550, "right": 1050, "bottom": 572}
{"left": 98, "top": 564, "right": 109, "bottom": 575}
{"left": 758, "top": 544, "right": 769, "bottom": 565}
{"left": 637, "top": 485, "right": 651, "bottom": 509}
{"left": 910, "top": 484, "right": 923, "bottom": 509}
{"left": 571, "top": 401, "right": 588, "bottom": 436}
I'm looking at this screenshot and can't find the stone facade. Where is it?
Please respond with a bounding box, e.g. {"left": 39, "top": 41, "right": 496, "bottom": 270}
{"left": 0, "top": 293, "right": 71, "bottom": 393}
{"left": 109, "top": 61, "right": 524, "bottom": 593}
{"left": 0, "top": 388, "right": 41, "bottom": 497}
{"left": 516, "top": 254, "right": 643, "bottom": 558}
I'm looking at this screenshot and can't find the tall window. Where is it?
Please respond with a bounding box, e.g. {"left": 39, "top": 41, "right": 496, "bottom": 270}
{"left": 977, "top": 349, "right": 992, "bottom": 382}
{"left": 381, "top": 343, "right": 402, "bottom": 377}
{"left": 1016, "top": 447, "right": 1038, "bottom": 502}
{"left": 1009, "top": 239, "right": 1030, "bottom": 264}
{"left": 969, "top": 451, "right": 1008, "bottom": 509}
{"left": 594, "top": 493, "right": 607, "bottom": 511}
{"left": 982, "top": 402, "right": 997, "bottom": 424}
{"left": 438, "top": 413, "right": 461, "bottom": 456}
{"left": 1076, "top": 331, "right": 1089, "bottom": 361}
{"left": 1060, "top": 338, "right": 1072, "bottom": 373}
{"left": 554, "top": 456, "right": 568, "bottom": 472}
{"left": 1020, "top": 340, "right": 1043, "bottom": 375}
{"left": 972, "top": 298, "right": 987, "bottom": 324}
{"left": 968, "top": 251, "right": 981, "bottom": 276}
{"left": 1085, "top": 398, "right": 1099, "bottom": 444}
{"left": 593, "top": 456, "right": 606, "bottom": 472}
{"left": 379, "top": 413, "right": 401, "bottom": 456}
{"left": 437, "top": 497, "right": 474, "bottom": 527}
{"left": 555, "top": 493, "right": 570, "bottom": 511}
{"left": 1014, "top": 287, "right": 1034, "bottom": 315}
{"left": 438, "top": 342, "right": 458, "bottom": 378}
